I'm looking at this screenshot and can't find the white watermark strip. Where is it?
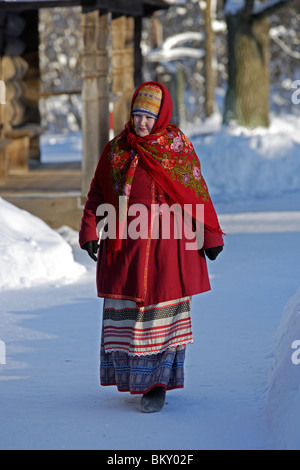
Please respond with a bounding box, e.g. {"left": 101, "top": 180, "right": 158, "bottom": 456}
{"left": 0, "top": 340, "right": 6, "bottom": 365}
{"left": 0, "top": 80, "right": 6, "bottom": 105}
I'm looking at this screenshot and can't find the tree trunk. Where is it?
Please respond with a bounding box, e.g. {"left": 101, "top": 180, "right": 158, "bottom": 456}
{"left": 223, "top": 13, "right": 270, "bottom": 128}
{"left": 204, "top": 0, "right": 215, "bottom": 118}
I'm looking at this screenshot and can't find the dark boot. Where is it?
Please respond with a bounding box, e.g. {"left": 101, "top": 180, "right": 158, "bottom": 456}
{"left": 139, "top": 386, "right": 166, "bottom": 413}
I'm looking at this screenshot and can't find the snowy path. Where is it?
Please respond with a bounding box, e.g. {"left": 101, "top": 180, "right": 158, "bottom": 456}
{"left": 1, "top": 193, "right": 300, "bottom": 450}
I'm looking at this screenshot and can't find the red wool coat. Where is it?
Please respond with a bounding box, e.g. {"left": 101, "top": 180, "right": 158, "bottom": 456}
{"left": 79, "top": 160, "right": 224, "bottom": 307}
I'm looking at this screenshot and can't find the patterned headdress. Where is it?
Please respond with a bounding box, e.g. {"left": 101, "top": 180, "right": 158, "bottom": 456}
{"left": 132, "top": 83, "right": 163, "bottom": 119}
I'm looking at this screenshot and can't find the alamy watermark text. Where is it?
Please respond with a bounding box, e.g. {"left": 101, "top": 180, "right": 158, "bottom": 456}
{"left": 291, "top": 340, "right": 300, "bottom": 365}
{"left": 96, "top": 197, "right": 205, "bottom": 251}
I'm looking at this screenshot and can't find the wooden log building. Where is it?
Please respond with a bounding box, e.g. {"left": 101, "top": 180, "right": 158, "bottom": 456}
{"left": 0, "top": 0, "right": 170, "bottom": 229}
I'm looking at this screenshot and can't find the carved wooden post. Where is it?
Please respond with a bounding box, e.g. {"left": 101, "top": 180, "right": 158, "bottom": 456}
{"left": 98, "top": 13, "right": 109, "bottom": 151}
{"left": 111, "top": 16, "right": 135, "bottom": 135}
{"left": 81, "top": 10, "right": 109, "bottom": 202}
{"left": 134, "top": 16, "right": 143, "bottom": 87}
{"left": 111, "top": 15, "right": 127, "bottom": 135}
{"left": 81, "top": 11, "right": 100, "bottom": 201}
{"left": 124, "top": 17, "right": 135, "bottom": 119}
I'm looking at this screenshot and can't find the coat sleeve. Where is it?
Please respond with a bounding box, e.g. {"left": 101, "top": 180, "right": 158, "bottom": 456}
{"left": 79, "top": 174, "right": 104, "bottom": 248}
{"left": 203, "top": 226, "right": 224, "bottom": 250}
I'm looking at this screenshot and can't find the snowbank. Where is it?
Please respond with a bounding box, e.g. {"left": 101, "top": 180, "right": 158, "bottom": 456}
{"left": 266, "top": 284, "right": 300, "bottom": 450}
{"left": 190, "top": 113, "right": 300, "bottom": 202}
{"left": 0, "top": 197, "right": 85, "bottom": 290}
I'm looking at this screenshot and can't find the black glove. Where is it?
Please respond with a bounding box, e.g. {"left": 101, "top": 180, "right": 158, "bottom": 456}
{"left": 82, "top": 240, "right": 99, "bottom": 262}
{"left": 205, "top": 246, "right": 223, "bottom": 261}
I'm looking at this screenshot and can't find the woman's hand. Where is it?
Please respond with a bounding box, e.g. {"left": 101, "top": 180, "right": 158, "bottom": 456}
{"left": 82, "top": 240, "right": 99, "bottom": 262}
{"left": 205, "top": 246, "right": 223, "bottom": 261}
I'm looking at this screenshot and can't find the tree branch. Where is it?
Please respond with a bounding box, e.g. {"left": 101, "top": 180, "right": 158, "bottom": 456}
{"left": 252, "top": 0, "right": 294, "bottom": 20}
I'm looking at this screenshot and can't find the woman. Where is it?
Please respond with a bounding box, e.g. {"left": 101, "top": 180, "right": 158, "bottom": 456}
{"left": 79, "top": 81, "right": 224, "bottom": 413}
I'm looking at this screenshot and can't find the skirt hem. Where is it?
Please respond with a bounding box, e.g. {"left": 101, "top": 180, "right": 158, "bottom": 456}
{"left": 100, "top": 381, "right": 184, "bottom": 395}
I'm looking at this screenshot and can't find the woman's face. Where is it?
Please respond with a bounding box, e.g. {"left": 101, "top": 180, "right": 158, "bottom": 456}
{"left": 133, "top": 113, "right": 157, "bottom": 137}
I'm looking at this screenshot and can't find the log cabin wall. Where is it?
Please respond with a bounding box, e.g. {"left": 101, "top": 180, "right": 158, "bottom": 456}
{"left": 0, "top": 10, "right": 42, "bottom": 181}
{"left": 21, "top": 11, "right": 41, "bottom": 131}
{"left": 1, "top": 11, "right": 28, "bottom": 132}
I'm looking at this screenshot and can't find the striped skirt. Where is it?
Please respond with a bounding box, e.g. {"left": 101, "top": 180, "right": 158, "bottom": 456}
{"left": 100, "top": 297, "right": 193, "bottom": 394}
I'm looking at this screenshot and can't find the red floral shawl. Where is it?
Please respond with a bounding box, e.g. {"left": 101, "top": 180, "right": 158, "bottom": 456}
{"left": 97, "top": 81, "right": 223, "bottom": 259}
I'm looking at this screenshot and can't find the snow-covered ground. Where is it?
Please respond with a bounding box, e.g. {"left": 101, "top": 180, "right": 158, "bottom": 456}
{"left": 1, "top": 112, "right": 300, "bottom": 450}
